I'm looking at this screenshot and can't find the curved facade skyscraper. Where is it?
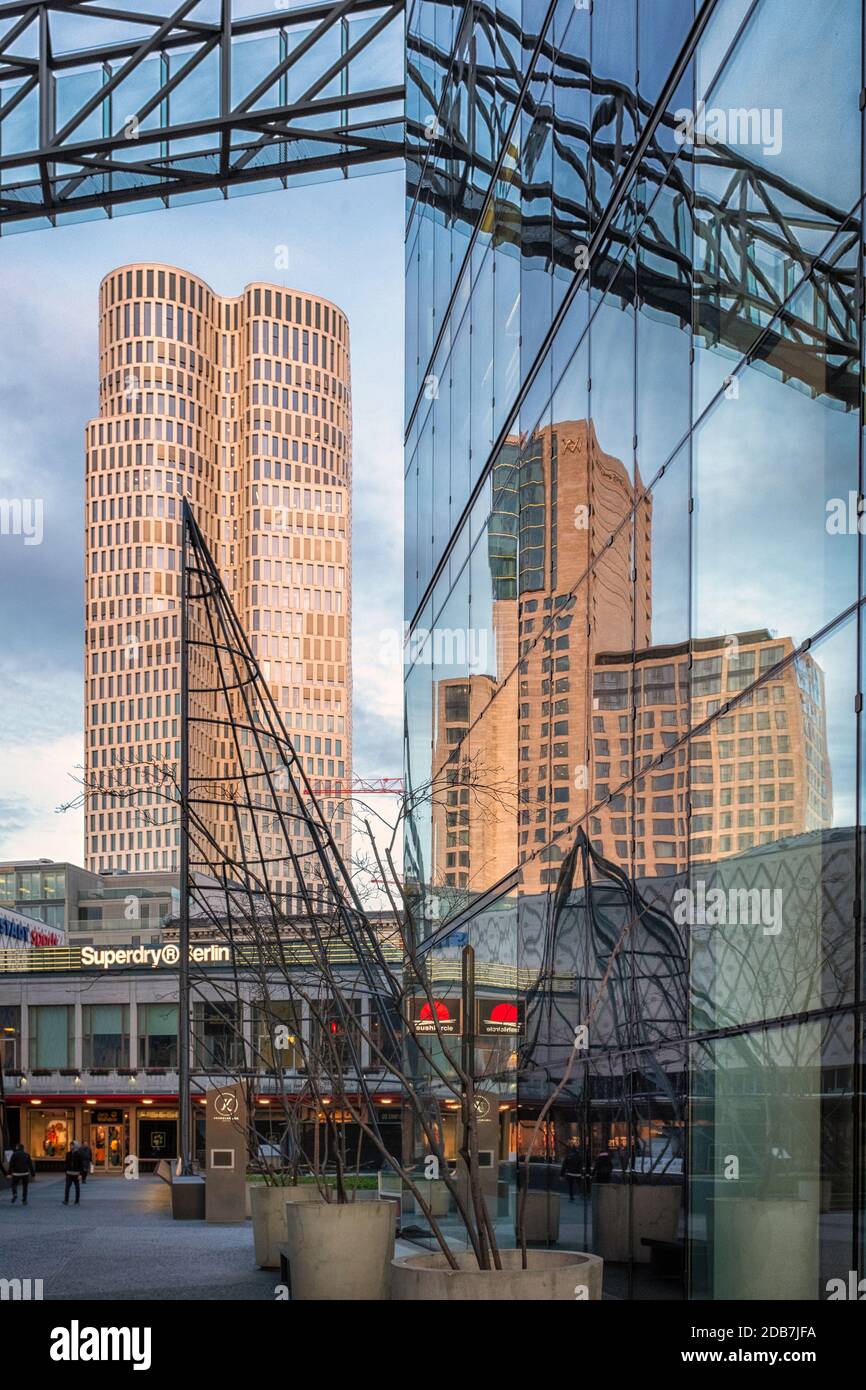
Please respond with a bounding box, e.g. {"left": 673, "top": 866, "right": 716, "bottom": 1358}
{"left": 84, "top": 264, "right": 352, "bottom": 897}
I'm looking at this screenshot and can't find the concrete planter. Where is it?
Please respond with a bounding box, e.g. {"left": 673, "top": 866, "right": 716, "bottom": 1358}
{"left": 391, "top": 1248, "right": 603, "bottom": 1301}
{"left": 517, "top": 1190, "right": 561, "bottom": 1243}
{"left": 285, "top": 1199, "right": 395, "bottom": 1300}
{"left": 170, "top": 1175, "right": 206, "bottom": 1220}
{"left": 594, "top": 1183, "right": 680, "bottom": 1263}
{"left": 414, "top": 1178, "right": 450, "bottom": 1218}
{"left": 711, "top": 1197, "right": 818, "bottom": 1300}
{"left": 249, "top": 1183, "right": 320, "bottom": 1268}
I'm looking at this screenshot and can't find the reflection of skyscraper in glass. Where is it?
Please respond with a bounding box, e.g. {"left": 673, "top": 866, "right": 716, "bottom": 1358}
{"left": 591, "top": 633, "right": 832, "bottom": 877}
{"left": 430, "top": 412, "right": 832, "bottom": 899}
{"left": 84, "top": 265, "right": 352, "bottom": 903}
{"left": 431, "top": 419, "right": 651, "bottom": 897}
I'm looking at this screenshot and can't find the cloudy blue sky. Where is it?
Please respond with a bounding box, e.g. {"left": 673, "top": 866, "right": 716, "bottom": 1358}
{"left": 0, "top": 169, "right": 404, "bottom": 865}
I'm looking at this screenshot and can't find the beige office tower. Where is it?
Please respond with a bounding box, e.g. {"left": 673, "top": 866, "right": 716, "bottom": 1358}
{"left": 84, "top": 264, "right": 352, "bottom": 905}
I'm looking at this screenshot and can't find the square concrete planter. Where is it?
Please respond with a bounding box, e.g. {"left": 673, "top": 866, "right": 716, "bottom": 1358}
{"left": 170, "top": 1175, "right": 206, "bottom": 1220}
{"left": 710, "top": 1196, "right": 818, "bottom": 1300}
{"left": 594, "top": 1183, "right": 680, "bottom": 1263}
{"left": 413, "top": 1177, "right": 450, "bottom": 1218}
{"left": 516, "top": 1189, "right": 561, "bottom": 1243}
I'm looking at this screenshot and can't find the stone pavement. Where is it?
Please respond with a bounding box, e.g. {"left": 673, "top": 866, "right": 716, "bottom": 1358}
{"left": 0, "top": 1172, "right": 419, "bottom": 1301}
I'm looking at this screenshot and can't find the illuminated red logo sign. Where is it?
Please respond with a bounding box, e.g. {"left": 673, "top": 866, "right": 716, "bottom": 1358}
{"left": 411, "top": 997, "right": 461, "bottom": 1035}
{"left": 477, "top": 999, "right": 524, "bottom": 1036}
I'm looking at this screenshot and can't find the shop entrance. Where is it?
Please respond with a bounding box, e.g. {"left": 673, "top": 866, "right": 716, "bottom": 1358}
{"left": 89, "top": 1122, "right": 124, "bottom": 1171}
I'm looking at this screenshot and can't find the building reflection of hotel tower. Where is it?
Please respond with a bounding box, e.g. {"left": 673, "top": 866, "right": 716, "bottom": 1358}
{"left": 431, "top": 420, "right": 831, "bottom": 897}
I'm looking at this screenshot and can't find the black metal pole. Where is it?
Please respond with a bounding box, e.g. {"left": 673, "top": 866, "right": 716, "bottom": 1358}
{"left": 179, "top": 503, "right": 192, "bottom": 1173}
{"left": 461, "top": 944, "right": 475, "bottom": 1083}
{"left": 0, "top": 1040, "right": 9, "bottom": 1157}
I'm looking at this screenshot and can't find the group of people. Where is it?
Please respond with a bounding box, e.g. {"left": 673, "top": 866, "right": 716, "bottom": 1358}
{"left": 2, "top": 1140, "right": 93, "bottom": 1205}
{"left": 559, "top": 1140, "right": 615, "bottom": 1200}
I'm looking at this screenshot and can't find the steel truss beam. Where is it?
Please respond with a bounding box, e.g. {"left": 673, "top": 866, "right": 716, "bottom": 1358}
{"left": 407, "top": 22, "right": 858, "bottom": 411}
{"left": 0, "top": 0, "right": 404, "bottom": 228}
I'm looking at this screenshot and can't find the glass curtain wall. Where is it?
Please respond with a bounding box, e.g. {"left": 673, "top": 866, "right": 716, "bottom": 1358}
{"left": 405, "top": 0, "right": 864, "bottom": 1299}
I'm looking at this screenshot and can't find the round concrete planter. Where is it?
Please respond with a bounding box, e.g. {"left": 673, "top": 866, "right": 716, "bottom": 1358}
{"left": 285, "top": 1199, "right": 395, "bottom": 1300}
{"left": 249, "top": 1183, "right": 320, "bottom": 1269}
{"left": 391, "top": 1248, "right": 603, "bottom": 1301}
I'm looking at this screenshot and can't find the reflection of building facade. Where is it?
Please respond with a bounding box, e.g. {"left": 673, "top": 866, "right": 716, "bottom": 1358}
{"left": 84, "top": 265, "right": 352, "bottom": 900}
{"left": 405, "top": 0, "right": 861, "bottom": 1299}
{"left": 591, "top": 632, "right": 831, "bottom": 876}
{"left": 430, "top": 420, "right": 651, "bottom": 896}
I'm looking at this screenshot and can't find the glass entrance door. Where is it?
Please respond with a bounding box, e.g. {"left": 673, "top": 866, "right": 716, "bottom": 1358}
{"left": 90, "top": 1123, "right": 124, "bottom": 1171}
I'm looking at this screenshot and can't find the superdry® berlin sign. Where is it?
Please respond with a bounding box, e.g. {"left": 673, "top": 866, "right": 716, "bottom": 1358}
{"left": 81, "top": 943, "right": 230, "bottom": 970}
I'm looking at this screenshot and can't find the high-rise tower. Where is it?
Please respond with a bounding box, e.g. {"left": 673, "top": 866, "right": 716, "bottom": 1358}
{"left": 84, "top": 264, "right": 352, "bottom": 901}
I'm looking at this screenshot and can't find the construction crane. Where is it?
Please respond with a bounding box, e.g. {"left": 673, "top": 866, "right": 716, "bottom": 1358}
{"left": 303, "top": 777, "right": 404, "bottom": 798}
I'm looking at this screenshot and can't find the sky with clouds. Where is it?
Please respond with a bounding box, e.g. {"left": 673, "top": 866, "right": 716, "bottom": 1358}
{"left": 0, "top": 170, "right": 405, "bottom": 867}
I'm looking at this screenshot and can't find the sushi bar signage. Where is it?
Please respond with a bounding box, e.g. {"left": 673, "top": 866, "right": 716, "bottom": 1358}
{"left": 409, "top": 996, "right": 462, "bottom": 1036}
{"left": 408, "top": 998, "right": 524, "bottom": 1036}
{"left": 476, "top": 999, "right": 524, "bottom": 1036}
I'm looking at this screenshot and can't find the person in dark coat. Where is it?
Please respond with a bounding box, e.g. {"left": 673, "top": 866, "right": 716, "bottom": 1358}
{"left": 78, "top": 1141, "right": 93, "bottom": 1183}
{"left": 6, "top": 1143, "right": 35, "bottom": 1205}
{"left": 63, "top": 1141, "right": 84, "bottom": 1205}
{"left": 592, "top": 1150, "right": 613, "bottom": 1184}
{"left": 559, "top": 1139, "right": 584, "bottom": 1201}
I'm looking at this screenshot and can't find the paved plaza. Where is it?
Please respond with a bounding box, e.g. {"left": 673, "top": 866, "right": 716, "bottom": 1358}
{"left": 0, "top": 1173, "right": 280, "bottom": 1300}
{"left": 0, "top": 1173, "right": 415, "bottom": 1301}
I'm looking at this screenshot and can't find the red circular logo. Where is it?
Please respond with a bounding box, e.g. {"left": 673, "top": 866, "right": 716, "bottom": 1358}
{"left": 419, "top": 999, "right": 451, "bottom": 1022}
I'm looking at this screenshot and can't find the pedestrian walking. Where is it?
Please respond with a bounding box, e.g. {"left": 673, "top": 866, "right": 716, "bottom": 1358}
{"left": 5, "top": 1143, "right": 35, "bottom": 1205}
{"left": 63, "top": 1141, "right": 84, "bottom": 1205}
{"left": 79, "top": 1141, "right": 93, "bottom": 1183}
{"left": 559, "top": 1138, "right": 584, "bottom": 1202}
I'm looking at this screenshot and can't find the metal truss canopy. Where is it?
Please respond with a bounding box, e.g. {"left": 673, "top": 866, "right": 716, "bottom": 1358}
{"left": 0, "top": 0, "right": 404, "bottom": 229}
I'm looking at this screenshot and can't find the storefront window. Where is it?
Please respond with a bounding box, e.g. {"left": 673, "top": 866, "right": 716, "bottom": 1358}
{"left": 253, "top": 1000, "right": 301, "bottom": 1070}
{"left": 29, "top": 1108, "right": 73, "bottom": 1159}
{"left": 29, "top": 1005, "right": 73, "bottom": 1069}
{"left": 140, "top": 1003, "right": 178, "bottom": 1067}
{"left": 192, "top": 1001, "right": 244, "bottom": 1071}
{"left": 82, "top": 1004, "right": 129, "bottom": 1068}
{"left": 0, "top": 1004, "right": 20, "bottom": 1069}
{"left": 138, "top": 1110, "right": 177, "bottom": 1161}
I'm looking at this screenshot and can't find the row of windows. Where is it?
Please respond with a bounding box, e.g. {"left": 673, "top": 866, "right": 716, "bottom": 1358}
{"left": 102, "top": 269, "right": 346, "bottom": 344}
